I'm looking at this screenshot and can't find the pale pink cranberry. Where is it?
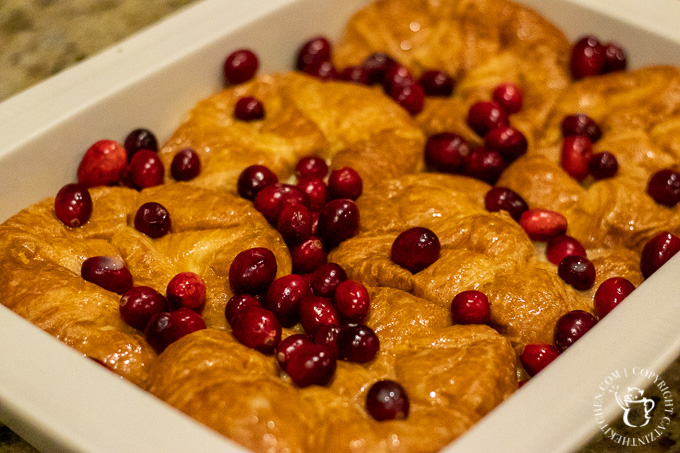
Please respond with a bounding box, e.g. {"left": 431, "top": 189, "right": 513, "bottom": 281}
{"left": 167, "top": 272, "right": 206, "bottom": 311}
{"left": 466, "top": 101, "right": 509, "bottom": 137}
{"left": 225, "top": 293, "right": 261, "bottom": 325}
{"left": 419, "top": 70, "right": 454, "bottom": 97}
{"left": 124, "top": 128, "right": 158, "bottom": 160}
{"left": 291, "top": 237, "right": 328, "bottom": 274}
{"left": 361, "top": 52, "right": 397, "bottom": 85}
{"left": 519, "top": 209, "right": 567, "bottom": 241}
{"left": 127, "top": 150, "right": 164, "bottom": 189}
{"left": 276, "top": 333, "right": 314, "bottom": 371}
{"left": 603, "top": 42, "right": 627, "bottom": 73}
{"left": 144, "top": 308, "right": 206, "bottom": 353}
{"left": 546, "top": 234, "right": 586, "bottom": 265}
{"left": 391, "top": 227, "right": 440, "bottom": 273}
{"left": 297, "top": 177, "right": 328, "bottom": 212}
{"left": 229, "top": 247, "right": 278, "bottom": 295}
{"left": 382, "top": 64, "right": 415, "bottom": 91}
{"left": 299, "top": 296, "right": 341, "bottom": 335}
{"left": 81, "top": 256, "right": 133, "bottom": 294}
{"left": 647, "top": 169, "right": 680, "bottom": 207}
{"left": 520, "top": 344, "right": 560, "bottom": 377}
{"left": 424, "top": 132, "right": 470, "bottom": 173}
{"left": 223, "top": 49, "right": 259, "bottom": 84}
{"left": 277, "top": 204, "right": 312, "bottom": 245}
{"left": 230, "top": 306, "right": 281, "bottom": 353}
{"left": 561, "top": 113, "right": 602, "bottom": 143}
{"left": 286, "top": 343, "right": 337, "bottom": 387}
{"left": 484, "top": 187, "right": 528, "bottom": 221}
{"left": 119, "top": 286, "right": 169, "bottom": 331}
{"left": 237, "top": 164, "right": 278, "bottom": 201}
{"left": 234, "top": 96, "right": 265, "bottom": 121}
{"left": 463, "top": 148, "right": 506, "bottom": 184}
{"left": 296, "top": 36, "right": 332, "bottom": 71}
{"left": 558, "top": 255, "right": 596, "bottom": 290}
{"left": 134, "top": 202, "right": 171, "bottom": 238}
{"left": 314, "top": 324, "right": 344, "bottom": 360}
{"left": 54, "top": 183, "right": 92, "bottom": 227}
{"left": 594, "top": 277, "right": 635, "bottom": 319}
{"left": 317, "top": 199, "right": 360, "bottom": 248}
{"left": 640, "top": 231, "right": 680, "bottom": 279}
{"left": 334, "top": 280, "right": 370, "bottom": 324}
{"left": 310, "top": 263, "right": 348, "bottom": 298}
{"left": 553, "top": 310, "right": 597, "bottom": 352}
{"left": 388, "top": 82, "right": 424, "bottom": 116}
{"left": 492, "top": 82, "right": 523, "bottom": 114}
{"left": 328, "top": 167, "right": 363, "bottom": 200}
{"left": 254, "top": 183, "right": 310, "bottom": 224}
{"left": 171, "top": 148, "right": 201, "bottom": 181}
{"left": 570, "top": 35, "right": 605, "bottom": 80}
{"left": 264, "top": 274, "right": 312, "bottom": 327}
{"left": 588, "top": 151, "right": 618, "bottom": 180}
{"left": 337, "top": 324, "right": 379, "bottom": 363}
{"left": 338, "top": 65, "right": 370, "bottom": 85}
{"left": 295, "top": 156, "right": 328, "bottom": 179}
{"left": 484, "top": 126, "right": 528, "bottom": 163}
{"left": 77, "top": 139, "right": 128, "bottom": 188}
{"left": 451, "top": 290, "right": 491, "bottom": 325}
{"left": 366, "top": 380, "right": 410, "bottom": 421}
{"left": 561, "top": 135, "right": 593, "bottom": 181}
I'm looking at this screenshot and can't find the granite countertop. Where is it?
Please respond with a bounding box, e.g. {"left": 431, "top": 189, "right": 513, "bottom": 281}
{"left": 0, "top": 1, "right": 679, "bottom": 452}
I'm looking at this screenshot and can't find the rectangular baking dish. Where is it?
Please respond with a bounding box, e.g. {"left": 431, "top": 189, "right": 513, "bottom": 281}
{"left": 2, "top": 0, "right": 680, "bottom": 451}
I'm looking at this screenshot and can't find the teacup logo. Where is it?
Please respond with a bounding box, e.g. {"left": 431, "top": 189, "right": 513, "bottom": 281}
{"left": 613, "top": 386, "right": 655, "bottom": 428}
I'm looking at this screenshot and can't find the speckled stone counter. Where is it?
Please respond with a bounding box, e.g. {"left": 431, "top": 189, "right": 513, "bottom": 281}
{"left": 0, "top": 1, "right": 679, "bottom": 452}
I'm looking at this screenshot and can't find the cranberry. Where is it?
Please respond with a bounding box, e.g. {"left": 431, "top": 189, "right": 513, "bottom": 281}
{"left": 317, "top": 199, "right": 360, "bottom": 248}
{"left": 647, "top": 169, "right": 680, "bottom": 207}
{"left": 237, "top": 165, "right": 278, "bottom": 201}
{"left": 603, "top": 42, "right": 627, "bottom": 73}
{"left": 520, "top": 344, "right": 560, "bottom": 377}
{"left": 337, "top": 324, "right": 379, "bottom": 363}
{"left": 231, "top": 306, "right": 281, "bottom": 353}
{"left": 334, "top": 280, "right": 370, "bottom": 324}
{"left": 166, "top": 272, "right": 206, "bottom": 311}
{"left": 81, "top": 256, "right": 133, "bottom": 294}
{"left": 295, "top": 156, "right": 328, "bottom": 180}
{"left": 314, "top": 324, "right": 344, "bottom": 359}
{"left": 134, "top": 202, "right": 171, "bottom": 238}
{"left": 558, "top": 255, "right": 596, "bottom": 290}
{"left": 124, "top": 128, "right": 158, "bottom": 160}
{"left": 291, "top": 237, "right": 328, "bottom": 274}
{"left": 450, "top": 290, "right": 491, "bottom": 325}
{"left": 518, "top": 380, "right": 529, "bottom": 388}
{"left": 171, "top": 148, "right": 201, "bottom": 181}
{"left": 484, "top": 187, "right": 528, "bottom": 221}
{"left": 119, "top": 286, "right": 169, "bottom": 331}
{"left": 588, "top": 151, "right": 618, "bottom": 180}
{"left": 519, "top": 209, "right": 568, "bottom": 241}
{"left": 463, "top": 148, "right": 506, "bottom": 184}
{"left": 561, "top": 113, "right": 602, "bottom": 143}
{"left": 561, "top": 135, "right": 593, "bottom": 181}
{"left": 264, "top": 274, "right": 312, "bottom": 327}
{"left": 328, "top": 167, "right": 363, "bottom": 200}
{"left": 225, "top": 293, "right": 261, "bottom": 325}
{"left": 361, "top": 52, "right": 397, "bottom": 85}
{"left": 276, "top": 333, "right": 314, "bottom": 371}
{"left": 553, "top": 310, "right": 597, "bottom": 352}
{"left": 388, "top": 82, "right": 424, "bottom": 115}
{"left": 296, "top": 36, "right": 332, "bottom": 71}
{"left": 492, "top": 82, "right": 523, "bottom": 114}
{"left": 229, "top": 247, "right": 278, "bottom": 295}
{"left": 299, "top": 296, "right": 341, "bottom": 335}
{"left": 77, "top": 139, "right": 128, "bottom": 188}
{"left": 484, "top": 126, "right": 528, "bottom": 163}
{"left": 419, "top": 70, "right": 454, "bottom": 97}
{"left": 127, "top": 149, "right": 164, "bottom": 189}
{"left": 640, "top": 231, "right": 680, "bottom": 279}
{"left": 594, "top": 277, "right": 635, "bottom": 319}
{"left": 366, "top": 380, "right": 410, "bottom": 421}
{"left": 466, "top": 101, "right": 509, "bottom": 137}
{"left": 297, "top": 177, "right": 328, "bottom": 212}
{"left": 223, "top": 49, "right": 259, "bottom": 85}
{"left": 310, "top": 263, "right": 348, "bottom": 298}
{"left": 305, "top": 60, "right": 338, "bottom": 80}
{"left": 338, "top": 65, "right": 370, "bottom": 85}
{"left": 254, "top": 183, "right": 310, "bottom": 224}
{"left": 277, "top": 204, "right": 312, "bottom": 245}
{"left": 382, "top": 64, "right": 415, "bottom": 91}
{"left": 54, "top": 183, "right": 92, "bottom": 227}
{"left": 391, "top": 227, "right": 440, "bottom": 273}
{"left": 234, "top": 96, "right": 265, "bottom": 121}
{"left": 310, "top": 211, "right": 320, "bottom": 236}
{"left": 570, "top": 35, "right": 605, "bottom": 80}
{"left": 424, "top": 132, "right": 470, "bottom": 173}
{"left": 144, "top": 308, "right": 206, "bottom": 353}
{"left": 546, "top": 234, "right": 587, "bottom": 265}
{"left": 286, "top": 343, "right": 336, "bottom": 387}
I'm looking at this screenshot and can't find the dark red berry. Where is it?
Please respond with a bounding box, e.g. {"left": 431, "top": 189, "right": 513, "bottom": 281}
{"left": 234, "top": 96, "right": 265, "bottom": 121}
{"left": 557, "top": 255, "right": 596, "bottom": 290}
{"left": 484, "top": 126, "right": 528, "bottom": 163}
{"left": 264, "top": 274, "right": 312, "bottom": 327}
{"left": 296, "top": 36, "right": 331, "bottom": 71}
{"left": 310, "top": 263, "right": 348, "bottom": 299}
{"left": 328, "top": 167, "right": 363, "bottom": 201}
{"left": 391, "top": 227, "right": 440, "bottom": 273}
{"left": 276, "top": 333, "right": 314, "bottom": 371}
{"left": 594, "top": 277, "right": 635, "bottom": 319}
{"left": 119, "top": 286, "right": 169, "bottom": 331}
{"left": 225, "top": 293, "right": 261, "bottom": 325}
{"left": 570, "top": 35, "right": 605, "bottom": 80}
{"left": 337, "top": 324, "right": 379, "bottom": 363}
{"left": 54, "top": 183, "right": 93, "bottom": 227}
{"left": 519, "top": 209, "right": 568, "bottom": 242}
{"left": 254, "top": 183, "right": 310, "bottom": 224}
{"left": 492, "top": 82, "right": 523, "bottom": 114}
{"left": 388, "top": 82, "right": 424, "bottom": 115}
{"left": 229, "top": 247, "right": 278, "bottom": 296}
{"left": 463, "top": 148, "right": 506, "bottom": 184}
{"left": 81, "top": 256, "right": 133, "bottom": 294}
{"left": 647, "top": 169, "right": 680, "bottom": 207}
{"left": 277, "top": 204, "right": 312, "bottom": 245}
{"left": 561, "top": 113, "right": 602, "bottom": 143}
{"left": 134, "top": 202, "right": 171, "bottom": 238}
{"left": 520, "top": 344, "right": 560, "bottom": 377}
{"left": 561, "top": 135, "right": 593, "bottom": 181}
{"left": 603, "top": 42, "right": 627, "bottom": 73}
{"left": 334, "top": 280, "right": 370, "bottom": 324}
{"left": 588, "top": 151, "right": 618, "bottom": 180}
{"left": 366, "top": 380, "right": 410, "bottom": 421}
{"left": 144, "top": 308, "right": 206, "bottom": 353}
{"left": 361, "top": 52, "right": 396, "bottom": 85}
{"left": 424, "top": 132, "right": 470, "bottom": 173}
{"left": 382, "top": 64, "right": 415, "bottom": 92}
{"left": 553, "top": 310, "right": 597, "bottom": 352}
{"left": 302, "top": 60, "right": 337, "bottom": 81}
{"left": 419, "top": 70, "right": 454, "bottom": 97}
{"left": 291, "top": 237, "right": 328, "bottom": 274}
{"left": 124, "top": 128, "right": 158, "bottom": 160}
{"left": 77, "top": 139, "right": 128, "bottom": 188}
{"left": 237, "top": 165, "right": 278, "bottom": 201}
{"left": 451, "top": 290, "right": 491, "bottom": 325}
{"left": 295, "top": 156, "right": 328, "bottom": 180}
{"left": 171, "top": 148, "right": 201, "bottom": 181}
{"left": 338, "top": 65, "right": 370, "bottom": 85}
{"left": 466, "top": 101, "right": 509, "bottom": 137}
{"left": 166, "top": 272, "right": 206, "bottom": 311}
{"left": 484, "top": 187, "right": 528, "bottom": 221}
{"left": 286, "top": 343, "right": 336, "bottom": 387}
{"left": 224, "top": 49, "right": 259, "bottom": 85}
{"left": 299, "top": 296, "right": 341, "bottom": 336}
{"left": 546, "top": 234, "right": 587, "bottom": 266}
{"left": 640, "top": 231, "right": 680, "bottom": 279}
{"left": 314, "top": 324, "right": 344, "bottom": 360}
{"left": 317, "top": 199, "right": 360, "bottom": 248}
{"left": 297, "top": 177, "right": 328, "bottom": 212}
{"left": 230, "top": 306, "right": 281, "bottom": 354}
{"left": 127, "top": 149, "right": 164, "bottom": 189}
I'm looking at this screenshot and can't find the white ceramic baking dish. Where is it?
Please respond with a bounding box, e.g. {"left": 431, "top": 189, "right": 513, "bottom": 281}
{"left": 2, "top": 0, "right": 680, "bottom": 451}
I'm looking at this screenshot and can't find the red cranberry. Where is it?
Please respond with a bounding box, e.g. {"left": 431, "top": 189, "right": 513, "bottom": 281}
{"left": 310, "top": 211, "right": 320, "bottom": 236}
{"left": 119, "top": 286, "right": 169, "bottom": 331}
{"left": 519, "top": 209, "right": 568, "bottom": 241}
{"left": 603, "top": 42, "right": 627, "bottom": 73}
{"left": 297, "top": 177, "right": 328, "bottom": 212}
{"left": 561, "top": 135, "right": 593, "bottom": 181}
{"left": 277, "top": 204, "right": 312, "bottom": 245}
{"left": 310, "top": 263, "right": 348, "bottom": 298}
{"left": 291, "top": 237, "right": 328, "bottom": 274}
{"left": 302, "top": 60, "right": 337, "bottom": 80}
{"left": 134, "top": 202, "right": 171, "bottom": 238}
{"left": 388, "top": 82, "right": 424, "bottom": 116}
{"left": 144, "top": 308, "right": 206, "bottom": 353}
{"left": 286, "top": 343, "right": 337, "bottom": 387}
{"left": 450, "top": 290, "right": 491, "bottom": 325}
{"left": 254, "top": 183, "right": 310, "bottom": 224}
{"left": 361, "top": 52, "right": 397, "bottom": 85}
{"left": 81, "top": 256, "right": 133, "bottom": 294}
{"left": 338, "top": 65, "right": 371, "bottom": 85}
{"left": 234, "top": 96, "right": 265, "bottom": 121}
{"left": 77, "top": 139, "right": 128, "bottom": 188}
{"left": 334, "top": 280, "right": 370, "bottom": 324}
{"left": 484, "top": 187, "right": 528, "bottom": 221}
{"left": 317, "top": 199, "right": 360, "bottom": 248}
{"left": 419, "top": 70, "right": 454, "bottom": 97}
{"left": 546, "top": 234, "right": 587, "bottom": 266}
{"left": 337, "top": 324, "right": 379, "bottom": 363}
{"left": 314, "top": 324, "right": 344, "bottom": 359}
{"left": 561, "top": 113, "right": 602, "bottom": 143}
{"left": 391, "top": 227, "right": 440, "bottom": 273}
{"left": 223, "top": 49, "right": 259, "bottom": 85}
{"left": 570, "top": 35, "right": 605, "bottom": 80}
{"left": 492, "top": 82, "right": 523, "bottom": 114}
{"left": 127, "top": 149, "right": 164, "bottom": 189}
{"left": 366, "top": 380, "right": 410, "bottom": 421}
{"left": 231, "top": 306, "right": 281, "bottom": 353}
{"left": 264, "top": 274, "right": 312, "bottom": 327}
{"left": 171, "top": 148, "right": 201, "bottom": 181}
{"left": 54, "top": 183, "right": 92, "bottom": 227}
{"left": 296, "top": 36, "right": 331, "bottom": 71}
{"left": 553, "top": 310, "right": 597, "bottom": 352}
{"left": 518, "top": 379, "right": 530, "bottom": 388}
{"left": 225, "top": 293, "right": 261, "bottom": 325}
{"left": 594, "top": 277, "right": 635, "bottom": 319}
{"left": 484, "top": 126, "right": 528, "bottom": 163}
{"left": 463, "top": 148, "right": 506, "bottom": 184}
{"left": 382, "top": 64, "right": 415, "bottom": 91}
{"left": 466, "top": 101, "right": 509, "bottom": 137}
{"left": 588, "top": 151, "right": 618, "bottom": 180}
{"left": 640, "top": 231, "right": 680, "bottom": 279}
{"left": 295, "top": 156, "right": 328, "bottom": 179}
{"left": 558, "top": 255, "right": 596, "bottom": 290}
{"left": 237, "top": 165, "right": 278, "bottom": 201}
{"left": 299, "top": 296, "right": 341, "bottom": 335}
{"left": 276, "top": 333, "right": 314, "bottom": 371}
{"left": 647, "top": 169, "right": 680, "bottom": 207}
{"left": 520, "top": 344, "right": 560, "bottom": 377}
{"left": 328, "top": 167, "right": 363, "bottom": 200}
{"left": 166, "top": 272, "right": 206, "bottom": 311}
{"left": 124, "top": 128, "right": 158, "bottom": 160}
{"left": 424, "top": 132, "right": 470, "bottom": 173}
{"left": 229, "top": 247, "right": 278, "bottom": 295}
